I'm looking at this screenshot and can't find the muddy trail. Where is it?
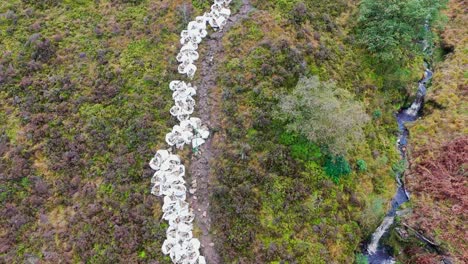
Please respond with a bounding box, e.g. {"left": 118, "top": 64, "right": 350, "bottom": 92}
{"left": 188, "top": 1, "right": 254, "bottom": 263}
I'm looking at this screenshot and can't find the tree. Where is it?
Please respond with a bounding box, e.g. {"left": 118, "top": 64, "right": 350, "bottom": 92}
{"left": 357, "top": 0, "right": 446, "bottom": 65}
{"left": 277, "top": 76, "right": 370, "bottom": 155}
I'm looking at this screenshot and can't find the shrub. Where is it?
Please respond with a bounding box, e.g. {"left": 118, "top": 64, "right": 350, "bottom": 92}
{"left": 372, "top": 109, "right": 382, "bottom": 119}
{"left": 324, "top": 155, "right": 351, "bottom": 183}
{"left": 111, "top": 0, "right": 144, "bottom": 4}
{"left": 27, "top": 35, "right": 56, "bottom": 62}
{"left": 192, "top": 0, "right": 212, "bottom": 10}
{"left": 21, "top": 0, "right": 62, "bottom": 9}
{"left": 355, "top": 253, "right": 369, "bottom": 264}
{"left": 290, "top": 2, "right": 308, "bottom": 25}
{"left": 356, "top": 159, "right": 367, "bottom": 172}
{"left": 392, "top": 159, "right": 407, "bottom": 176}
{"left": 279, "top": 132, "right": 321, "bottom": 161}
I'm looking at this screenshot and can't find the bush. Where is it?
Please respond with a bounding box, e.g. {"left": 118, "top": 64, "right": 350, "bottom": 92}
{"left": 392, "top": 159, "right": 407, "bottom": 176}
{"left": 372, "top": 109, "right": 382, "bottom": 119}
{"left": 356, "top": 159, "right": 367, "bottom": 172}
{"left": 355, "top": 253, "right": 369, "bottom": 264}
{"left": 191, "top": 0, "right": 212, "bottom": 10}
{"left": 290, "top": 2, "right": 309, "bottom": 25}
{"left": 279, "top": 132, "right": 321, "bottom": 161}
{"left": 324, "top": 155, "right": 351, "bottom": 183}
{"left": 27, "top": 35, "right": 56, "bottom": 63}
{"left": 21, "top": 0, "right": 62, "bottom": 9}
{"left": 111, "top": 0, "right": 144, "bottom": 4}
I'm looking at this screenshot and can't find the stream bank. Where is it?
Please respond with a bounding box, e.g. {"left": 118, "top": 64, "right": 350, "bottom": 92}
{"left": 364, "top": 29, "right": 436, "bottom": 263}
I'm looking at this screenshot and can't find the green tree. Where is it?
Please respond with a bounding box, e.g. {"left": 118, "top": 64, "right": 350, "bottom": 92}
{"left": 358, "top": 0, "right": 446, "bottom": 64}
{"left": 277, "top": 76, "right": 370, "bottom": 155}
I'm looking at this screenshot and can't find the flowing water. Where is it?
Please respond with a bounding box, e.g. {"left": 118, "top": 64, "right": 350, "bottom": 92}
{"left": 365, "top": 61, "right": 434, "bottom": 264}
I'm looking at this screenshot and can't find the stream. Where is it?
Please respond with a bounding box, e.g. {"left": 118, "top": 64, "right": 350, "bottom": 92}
{"left": 364, "top": 35, "right": 434, "bottom": 263}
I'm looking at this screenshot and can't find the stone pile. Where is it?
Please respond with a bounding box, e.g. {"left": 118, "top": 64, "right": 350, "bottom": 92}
{"left": 148, "top": 1, "right": 232, "bottom": 263}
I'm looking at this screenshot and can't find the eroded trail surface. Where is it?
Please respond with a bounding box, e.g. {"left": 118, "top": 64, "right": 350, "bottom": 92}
{"left": 188, "top": 1, "right": 254, "bottom": 263}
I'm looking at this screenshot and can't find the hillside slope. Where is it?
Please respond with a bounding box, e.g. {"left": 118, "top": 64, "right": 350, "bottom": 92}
{"left": 0, "top": 0, "right": 454, "bottom": 263}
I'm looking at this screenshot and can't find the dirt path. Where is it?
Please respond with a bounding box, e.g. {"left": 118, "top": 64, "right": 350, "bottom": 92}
{"left": 188, "top": 1, "right": 254, "bottom": 263}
